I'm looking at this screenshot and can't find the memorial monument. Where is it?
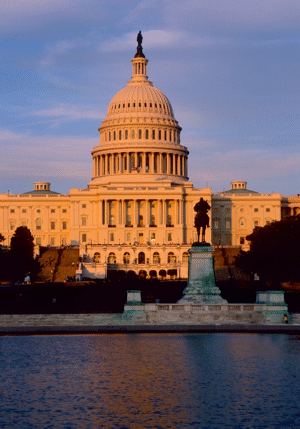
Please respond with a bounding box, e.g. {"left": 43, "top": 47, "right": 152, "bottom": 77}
{"left": 178, "top": 198, "right": 227, "bottom": 304}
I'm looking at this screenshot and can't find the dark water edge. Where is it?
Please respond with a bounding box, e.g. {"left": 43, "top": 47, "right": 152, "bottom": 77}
{"left": 1, "top": 333, "right": 300, "bottom": 428}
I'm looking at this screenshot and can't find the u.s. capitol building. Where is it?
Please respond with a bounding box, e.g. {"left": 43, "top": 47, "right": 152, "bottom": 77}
{"left": 0, "top": 37, "right": 298, "bottom": 279}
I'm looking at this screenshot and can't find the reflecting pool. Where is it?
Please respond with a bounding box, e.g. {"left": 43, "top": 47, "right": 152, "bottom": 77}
{"left": 1, "top": 333, "right": 300, "bottom": 428}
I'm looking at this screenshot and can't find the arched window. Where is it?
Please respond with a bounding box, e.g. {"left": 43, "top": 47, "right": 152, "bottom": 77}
{"left": 131, "top": 129, "right": 135, "bottom": 139}
{"left": 113, "top": 131, "right": 116, "bottom": 140}
{"left": 119, "top": 130, "right": 122, "bottom": 140}
{"left": 93, "top": 252, "right": 100, "bottom": 263}
{"left": 123, "top": 252, "right": 130, "bottom": 264}
{"left": 125, "top": 130, "right": 128, "bottom": 139}
{"left": 164, "top": 130, "right": 167, "bottom": 140}
{"left": 158, "top": 130, "right": 161, "bottom": 140}
{"left": 108, "top": 252, "right": 116, "bottom": 264}
{"left": 109, "top": 132, "right": 111, "bottom": 141}
{"left": 182, "top": 252, "right": 189, "bottom": 263}
{"left": 239, "top": 218, "right": 245, "bottom": 228}
{"left": 138, "top": 252, "right": 145, "bottom": 264}
{"left": 153, "top": 252, "right": 160, "bottom": 264}
{"left": 152, "top": 130, "right": 155, "bottom": 139}
{"left": 138, "top": 129, "right": 142, "bottom": 139}
{"left": 36, "top": 218, "right": 41, "bottom": 230}
{"left": 145, "top": 129, "right": 149, "bottom": 139}
{"left": 168, "top": 252, "right": 176, "bottom": 264}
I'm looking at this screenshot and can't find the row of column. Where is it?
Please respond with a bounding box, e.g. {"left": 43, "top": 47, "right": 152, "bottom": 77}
{"left": 93, "top": 152, "right": 188, "bottom": 177}
{"left": 92, "top": 199, "right": 185, "bottom": 227}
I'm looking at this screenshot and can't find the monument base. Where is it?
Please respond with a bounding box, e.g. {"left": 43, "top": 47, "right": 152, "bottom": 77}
{"left": 178, "top": 245, "right": 227, "bottom": 305}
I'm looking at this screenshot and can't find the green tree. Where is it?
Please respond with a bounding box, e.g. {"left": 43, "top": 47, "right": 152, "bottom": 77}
{"left": 9, "top": 226, "right": 35, "bottom": 282}
{"left": 235, "top": 215, "right": 300, "bottom": 288}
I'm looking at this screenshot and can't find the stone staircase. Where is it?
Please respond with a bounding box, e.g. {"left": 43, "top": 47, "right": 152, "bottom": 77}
{"left": 35, "top": 249, "right": 60, "bottom": 282}
{"left": 36, "top": 248, "right": 79, "bottom": 283}
{"left": 213, "top": 247, "right": 247, "bottom": 281}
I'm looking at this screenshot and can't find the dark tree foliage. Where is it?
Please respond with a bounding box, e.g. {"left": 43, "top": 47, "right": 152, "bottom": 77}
{"left": 235, "top": 215, "right": 300, "bottom": 287}
{"left": 9, "top": 226, "right": 35, "bottom": 282}
{"left": 149, "top": 270, "right": 157, "bottom": 278}
{"left": 159, "top": 269, "right": 167, "bottom": 278}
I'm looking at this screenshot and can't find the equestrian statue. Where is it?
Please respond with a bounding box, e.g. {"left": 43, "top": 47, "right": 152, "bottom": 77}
{"left": 194, "top": 197, "right": 211, "bottom": 245}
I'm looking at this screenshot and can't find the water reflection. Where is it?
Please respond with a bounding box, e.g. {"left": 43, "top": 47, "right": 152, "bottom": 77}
{"left": 1, "top": 334, "right": 300, "bottom": 428}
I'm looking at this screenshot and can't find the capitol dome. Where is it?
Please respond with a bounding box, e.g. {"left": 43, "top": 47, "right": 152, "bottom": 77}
{"left": 90, "top": 33, "right": 189, "bottom": 186}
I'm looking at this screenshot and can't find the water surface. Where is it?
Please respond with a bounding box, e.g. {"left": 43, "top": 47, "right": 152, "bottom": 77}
{"left": 1, "top": 333, "right": 300, "bottom": 428}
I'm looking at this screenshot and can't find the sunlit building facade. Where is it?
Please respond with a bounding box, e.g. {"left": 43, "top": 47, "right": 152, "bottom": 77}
{"left": 0, "top": 41, "right": 297, "bottom": 279}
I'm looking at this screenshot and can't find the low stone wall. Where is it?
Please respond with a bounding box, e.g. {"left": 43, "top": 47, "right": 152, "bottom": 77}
{"left": 123, "top": 303, "right": 289, "bottom": 324}
{"left": 0, "top": 313, "right": 123, "bottom": 327}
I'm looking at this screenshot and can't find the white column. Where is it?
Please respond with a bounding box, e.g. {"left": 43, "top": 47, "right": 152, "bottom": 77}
{"left": 117, "top": 200, "right": 120, "bottom": 225}
{"left": 105, "top": 155, "right": 108, "bottom": 175}
{"left": 166, "top": 153, "right": 170, "bottom": 175}
{"left": 151, "top": 153, "right": 155, "bottom": 173}
{"left": 158, "top": 200, "right": 162, "bottom": 225}
{"left": 146, "top": 200, "right": 149, "bottom": 226}
{"left": 134, "top": 200, "right": 137, "bottom": 226}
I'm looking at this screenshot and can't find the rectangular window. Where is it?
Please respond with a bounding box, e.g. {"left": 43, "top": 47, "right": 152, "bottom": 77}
{"left": 127, "top": 232, "right": 131, "bottom": 241}
{"left": 82, "top": 234, "right": 87, "bottom": 243}
{"left": 51, "top": 222, "right": 55, "bottom": 230}
{"left": 82, "top": 204, "right": 86, "bottom": 208}
{"left": 266, "top": 208, "right": 270, "bottom": 212}
{"left": 62, "top": 209, "right": 67, "bottom": 213}
{"left": 254, "top": 220, "right": 259, "bottom": 227}
{"left": 50, "top": 237, "right": 55, "bottom": 246}
{"left": 254, "top": 208, "right": 258, "bottom": 212}
{"left": 214, "top": 219, "right": 220, "bottom": 229}
{"left": 266, "top": 220, "right": 270, "bottom": 225}
{"left": 10, "top": 222, "right": 15, "bottom": 230}
{"left": 51, "top": 209, "right": 55, "bottom": 213}
{"left": 62, "top": 222, "right": 67, "bottom": 230}
{"left": 22, "top": 209, "right": 26, "bottom": 213}
{"left": 151, "top": 233, "right": 156, "bottom": 240}
{"left": 36, "top": 237, "right": 41, "bottom": 245}
{"left": 240, "top": 237, "right": 245, "bottom": 245}
{"left": 22, "top": 221, "right": 27, "bottom": 227}
{"left": 82, "top": 217, "right": 87, "bottom": 226}
{"left": 225, "top": 220, "right": 231, "bottom": 230}
{"left": 10, "top": 209, "right": 14, "bottom": 213}
{"left": 167, "top": 233, "right": 172, "bottom": 241}
{"left": 61, "top": 237, "right": 66, "bottom": 245}
{"left": 110, "top": 233, "right": 114, "bottom": 242}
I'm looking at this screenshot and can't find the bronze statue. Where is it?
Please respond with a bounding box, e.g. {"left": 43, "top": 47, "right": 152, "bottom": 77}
{"left": 137, "top": 31, "right": 143, "bottom": 46}
{"left": 194, "top": 197, "right": 210, "bottom": 243}
{"left": 135, "top": 31, "right": 145, "bottom": 58}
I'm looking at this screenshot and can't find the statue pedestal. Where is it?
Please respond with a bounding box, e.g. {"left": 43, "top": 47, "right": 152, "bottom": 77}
{"left": 178, "top": 245, "right": 227, "bottom": 304}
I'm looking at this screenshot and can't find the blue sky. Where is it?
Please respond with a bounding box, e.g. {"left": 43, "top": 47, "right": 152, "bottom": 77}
{"left": 1, "top": 0, "right": 300, "bottom": 195}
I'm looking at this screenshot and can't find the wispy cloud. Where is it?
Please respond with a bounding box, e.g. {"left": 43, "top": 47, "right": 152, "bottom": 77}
{"left": 28, "top": 103, "right": 105, "bottom": 121}
{"left": 0, "top": 128, "right": 96, "bottom": 187}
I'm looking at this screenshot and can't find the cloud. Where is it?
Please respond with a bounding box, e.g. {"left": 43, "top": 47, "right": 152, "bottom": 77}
{"left": 0, "top": 128, "right": 96, "bottom": 186}
{"left": 100, "top": 30, "right": 229, "bottom": 54}
{"left": 28, "top": 103, "right": 105, "bottom": 121}
{"left": 189, "top": 147, "right": 300, "bottom": 192}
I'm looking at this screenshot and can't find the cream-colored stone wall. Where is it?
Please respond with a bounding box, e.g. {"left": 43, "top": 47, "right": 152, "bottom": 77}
{"left": 211, "top": 191, "right": 282, "bottom": 248}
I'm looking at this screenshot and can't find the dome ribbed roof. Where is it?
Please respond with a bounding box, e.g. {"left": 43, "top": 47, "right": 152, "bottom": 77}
{"left": 106, "top": 84, "right": 174, "bottom": 119}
